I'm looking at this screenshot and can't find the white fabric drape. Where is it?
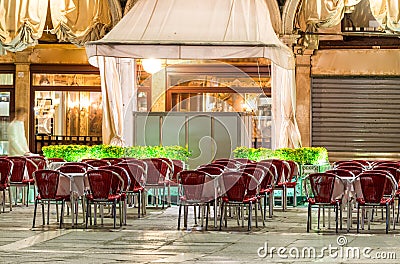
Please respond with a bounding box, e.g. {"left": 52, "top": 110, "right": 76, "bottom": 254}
{"left": 370, "top": 0, "right": 400, "bottom": 32}
{"left": 97, "top": 56, "right": 136, "bottom": 146}
{"left": 87, "top": 0, "right": 301, "bottom": 148}
{"left": 271, "top": 63, "right": 302, "bottom": 149}
{"left": 0, "top": 0, "right": 48, "bottom": 53}
{"left": 50, "top": 0, "right": 112, "bottom": 46}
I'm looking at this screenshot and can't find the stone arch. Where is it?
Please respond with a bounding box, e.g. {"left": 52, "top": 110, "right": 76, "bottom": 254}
{"left": 282, "top": 0, "right": 302, "bottom": 35}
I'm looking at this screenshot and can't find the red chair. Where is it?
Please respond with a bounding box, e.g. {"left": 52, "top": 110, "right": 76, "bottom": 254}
{"left": 177, "top": 170, "right": 211, "bottom": 230}
{"left": 303, "top": 172, "right": 345, "bottom": 233}
{"left": 84, "top": 159, "right": 111, "bottom": 168}
{"left": 212, "top": 159, "right": 240, "bottom": 169}
{"left": 66, "top": 162, "right": 94, "bottom": 171}
{"left": 114, "top": 163, "right": 146, "bottom": 218}
{"left": 219, "top": 171, "right": 260, "bottom": 231}
{"left": 101, "top": 158, "right": 123, "bottom": 165}
{"left": 7, "top": 156, "right": 31, "bottom": 206}
{"left": 333, "top": 161, "right": 366, "bottom": 169}
{"left": 47, "top": 158, "right": 66, "bottom": 163}
{"left": 166, "top": 160, "right": 185, "bottom": 206}
{"left": 57, "top": 164, "right": 87, "bottom": 174}
{"left": 326, "top": 169, "right": 355, "bottom": 178}
{"left": 260, "top": 159, "right": 291, "bottom": 211}
{"left": 196, "top": 166, "right": 223, "bottom": 176}
{"left": 280, "top": 160, "right": 299, "bottom": 208}
{"left": 244, "top": 163, "right": 275, "bottom": 218}
{"left": 240, "top": 167, "right": 265, "bottom": 226}
{"left": 32, "top": 170, "right": 71, "bottom": 228}
{"left": 334, "top": 166, "right": 363, "bottom": 176}
{"left": 142, "top": 158, "right": 170, "bottom": 209}
{"left": 101, "top": 165, "right": 131, "bottom": 224}
{"left": 354, "top": 171, "right": 397, "bottom": 233}
{"left": 0, "top": 158, "right": 13, "bottom": 212}
{"left": 234, "top": 158, "right": 255, "bottom": 164}
{"left": 197, "top": 163, "right": 226, "bottom": 171}
{"left": 85, "top": 169, "right": 125, "bottom": 229}
{"left": 26, "top": 156, "right": 47, "bottom": 170}
{"left": 118, "top": 159, "right": 148, "bottom": 172}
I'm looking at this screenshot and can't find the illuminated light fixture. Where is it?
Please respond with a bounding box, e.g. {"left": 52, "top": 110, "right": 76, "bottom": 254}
{"left": 141, "top": 59, "right": 163, "bottom": 74}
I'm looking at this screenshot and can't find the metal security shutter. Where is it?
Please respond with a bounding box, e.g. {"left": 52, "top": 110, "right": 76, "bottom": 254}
{"left": 312, "top": 77, "right": 400, "bottom": 153}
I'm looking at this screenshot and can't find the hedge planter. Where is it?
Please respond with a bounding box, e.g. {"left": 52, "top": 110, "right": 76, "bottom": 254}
{"left": 42, "top": 145, "right": 191, "bottom": 162}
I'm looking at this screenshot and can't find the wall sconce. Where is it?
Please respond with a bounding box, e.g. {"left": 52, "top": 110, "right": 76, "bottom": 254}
{"left": 141, "top": 59, "right": 163, "bottom": 74}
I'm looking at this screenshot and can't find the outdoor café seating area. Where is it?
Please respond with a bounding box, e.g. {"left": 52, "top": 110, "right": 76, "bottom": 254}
{"left": 0, "top": 155, "right": 399, "bottom": 236}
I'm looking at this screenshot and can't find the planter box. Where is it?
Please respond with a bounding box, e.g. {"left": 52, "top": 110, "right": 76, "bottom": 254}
{"left": 295, "top": 163, "right": 331, "bottom": 205}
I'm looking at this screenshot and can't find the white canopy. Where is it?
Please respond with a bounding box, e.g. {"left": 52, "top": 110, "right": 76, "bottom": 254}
{"left": 85, "top": 0, "right": 301, "bottom": 148}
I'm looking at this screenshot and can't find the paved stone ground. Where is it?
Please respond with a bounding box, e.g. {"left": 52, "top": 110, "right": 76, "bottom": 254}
{"left": 0, "top": 201, "right": 399, "bottom": 263}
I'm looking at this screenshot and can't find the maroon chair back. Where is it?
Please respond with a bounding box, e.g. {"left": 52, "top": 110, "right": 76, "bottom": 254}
{"left": 212, "top": 159, "right": 240, "bottom": 169}
{"left": 356, "top": 172, "right": 392, "bottom": 204}
{"left": 371, "top": 160, "right": 399, "bottom": 168}
{"left": 102, "top": 165, "right": 131, "bottom": 192}
{"left": 178, "top": 170, "right": 206, "bottom": 202}
{"left": 85, "top": 169, "right": 117, "bottom": 199}
{"left": 373, "top": 166, "right": 400, "bottom": 182}
{"left": 198, "top": 163, "right": 226, "bottom": 170}
{"left": 370, "top": 167, "right": 399, "bottom": 195}
{"left": 325, "top": 169, "right": 355, "bottom": 178}
{"left": 240, "top": 167, "right": 264, "bottom": 196}
{"left": 142, "top": 158, "right": 169, "bottom": 185}
{"left": 118, "top": 159, "right": 147, "bottom": 172}
{"left": 170, "top": 159, "right": 185, "bottom": 184}
{"left": 115, "top": 163, "right": 145, "bottom": 192}
{"left": 285, "top": 160, "right": 299, "bottom": 182}
{"left": 33, "top": 170, "right": 60, "bottom": 199}
{"left": 84, "top": 159, "right": 111, "bottom": 168}
{"left": 57, "top": 165, "right": 86, "bottom": 174}
{"left": 101, "top": 158, "right": 124, "bottom": 165}
{"left": 334, "top": 161, "right": 366, "bottom": 169}
{"left": 234, "top": 158, "right": 255, "bottom": 164}
{"left": 47, "top": 158, "right": 66, "bottom": 163}
{"left": 8, "top": 157, "right": 26, "bottom": 182}
{"left": 306, "top": 172, "right": 337, "bottom": 204}
{"left": 220, "top": 172, "right": 248, "bottom": 202}
{"left": 259, "top": 159, "right": 290, "bottom": 185}
{"left": 246, "top": 164, "right": 274, "bottom": 192}
{"left": 26, "top": 159, "right": 38, "bottom": 181}
{"left": 335, "top": 166, "right": 363, "bottom": 176}
{"left": 26, "top": 156, "right": 46, "bottom": 170}
{"left": 196, "top": 166, "right": 223, "bottom": 176}
{"left": 67, "top": 162, "right": 93, "bottom": 171}
{"left": 0, "top": 158, "right": 13, "bottom": 188}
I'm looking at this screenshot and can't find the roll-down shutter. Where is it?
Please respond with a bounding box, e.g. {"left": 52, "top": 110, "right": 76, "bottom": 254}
{"left": 312, "top": 77, "right": 400, "bottom": 153}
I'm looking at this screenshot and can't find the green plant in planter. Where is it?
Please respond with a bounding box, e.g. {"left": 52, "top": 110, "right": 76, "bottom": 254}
{"left": 273, "top": 148, "right": 297, "bottom": 162}
{"left": 89, "top": 144, "right": 124, "bottom": 159}
{"left": 233, "top": 146, "right": 329, "bottom": 165}
{"left": 42, "top": 144, "right": 191, "bottom": 162}
{"left": 233, "top": 147, "right": 274, "bottom": 161}
{"left": 42, "top": 145, "right": 90, "bottom": 162}
{"left": 297, "top": 147, "right": 328, "bottom": 165}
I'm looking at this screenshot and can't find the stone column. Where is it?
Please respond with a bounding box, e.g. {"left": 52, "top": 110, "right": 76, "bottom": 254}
{"left": 295, "top": 48, "right": 313, "bottom": 147}
{"left": 14, "top": 51, "right": 31, "bottom": 148}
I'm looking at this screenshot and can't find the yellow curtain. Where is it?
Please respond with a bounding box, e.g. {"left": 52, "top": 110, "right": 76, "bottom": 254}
{"left": 0, "top": 0, "right": 48, "bottom": 53}
{"left": 50, "top": 0, "right": 112, "bottom": 46}
{"left": 370, "top": 0, "right": 400, "bottom": 32}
